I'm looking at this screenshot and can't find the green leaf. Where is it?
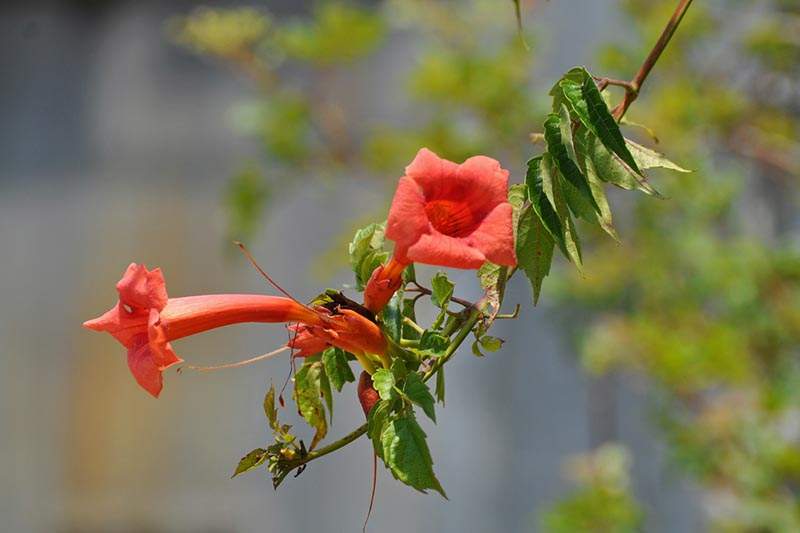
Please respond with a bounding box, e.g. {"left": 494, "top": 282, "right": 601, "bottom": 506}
{"left": 319, "top": 365, "right": 333, "bottom": 421}
{"left": 367, "top": 399, "right": 393, "bottom": 458}
{"left": 588, "top": 134, "right": 659, "bottom": 196}
{"left": 544, "top": 112, "right": 600, "bottom": 217}
{"left": 381, "top": 292, "right": 404, "bottom": 342}
{"left": 372, "top": 368, "right": 396, "bottom": 401}
{"left": 430, "top": 272, "right": 454, "bottom": 308}
{"left": 232, "top": 448, "right": 268, "bottom": 478}
{"left": 516, "top": 204, "right": 554, "bottom": 304}
{"left": 264, "top": 385, "right": 279, "bottom": 432}
{"left": 380, "top": 414, "right": 447, "bottom": 497}
{"left": 404, "top": 373, "right": 436, "bottom": 422}
{"left": 418, "top": 330, "right": 449, "bottom": 358}
{"left": 321, "top": 348, "right": 355, "bottom": 392}
{"left": 479, "top": 335, "right": 504, "bottom": 352}
{"left": 293, "top": 362, "right": 328, "bottom": 450}
{"left": 625, "top": 138, "right": 691, "bottom": 172}
{"left": 348, "top": 222, "right": 389, "bottom": 290}
{"left": 573, "top": 129, "right": 619, "bottom": 240}
{"left": 542, "top": 154, "right": 582, "bottom": 267}
{"left": 526, "top": 156, "right": 567, "bottom": 256}
{"left": 577, "top": 69, "right": 642, "bottom": 173}
{"left": 435, "top": 367, "right": 445, "bottom": 405}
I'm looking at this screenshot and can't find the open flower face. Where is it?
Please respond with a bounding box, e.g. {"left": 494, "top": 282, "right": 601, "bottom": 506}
{"left": 386, "top": 148, "right": 517, "bottom": 269}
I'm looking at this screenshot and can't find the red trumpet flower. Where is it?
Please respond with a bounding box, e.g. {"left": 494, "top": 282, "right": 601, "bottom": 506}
{"left": 386, "top": 148, "right": 517, "bottom": 269}
{"left": 84, "top": 263, "right": 385, "bottom": 397}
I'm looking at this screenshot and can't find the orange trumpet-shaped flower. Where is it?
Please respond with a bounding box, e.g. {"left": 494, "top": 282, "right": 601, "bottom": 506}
{"left": 288, "top": 309, "right": 388, "bottom": 363}
{"left": 363, "top": 256, "right": 407, "bottom": 313}
{"left": 386, "top": 148, "right": 516, "bottom": 269}
{"left": 83, "top": 263, "right": 324, "bottom": 397}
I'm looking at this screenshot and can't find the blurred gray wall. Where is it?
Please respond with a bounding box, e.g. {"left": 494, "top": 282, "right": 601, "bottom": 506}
{"left": 0, "top": 1, "right": 702, "bottom": 532}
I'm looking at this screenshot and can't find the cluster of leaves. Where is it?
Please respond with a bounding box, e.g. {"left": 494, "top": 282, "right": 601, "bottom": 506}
{"left": 522, "top": 66, "right": 687, "bottom": 302}
{"left": 553, "top": 0, "right": 800, "bottom": 530}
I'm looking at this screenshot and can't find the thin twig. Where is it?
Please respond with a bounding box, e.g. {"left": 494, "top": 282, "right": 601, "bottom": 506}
{"left": 612, "top": 0, "right": 695, "bottom": 121}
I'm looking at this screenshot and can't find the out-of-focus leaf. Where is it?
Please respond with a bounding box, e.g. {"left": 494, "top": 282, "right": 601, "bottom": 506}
{"left": 626, "top": 138, "right": 691, "bottom": 172}
{"left": 430, "top": 272, "right": 454, "bottom": 308}
{"left": 225, "top": 166, "right": 270, "bottom": 242}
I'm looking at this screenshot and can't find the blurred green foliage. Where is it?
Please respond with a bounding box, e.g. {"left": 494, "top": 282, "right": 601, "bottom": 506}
{"left": 542, "top": 444, "right": 643, "bottom": 533}
{"left": 169, "top": 0, "right": 800, "bottom": 530}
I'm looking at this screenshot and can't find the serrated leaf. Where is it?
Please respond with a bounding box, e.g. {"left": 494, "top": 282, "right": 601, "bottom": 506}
{"left": 430, "top": 272, "right": 454, "bottom": 309}
{"left": 588, "top": 134, "right": 660, "bottom": 196}
{"left": 516, "top": 204, "right": 554, "bottom": 304}
{"left": 526, "top": 156, "right": 568, "bottom": 256}
{"left": 579, "top": 70, "right": 642, "bottom": 174}
{"left": 232, "top": 448, "right": 268, "bottom": 478}
{"left": 367, "top": 399, "right": 392, "bottom": 459}
{"left": 574, "top": 129, "right": 619, "bottom": 240}
{"left": 372, "top": 368, "right": 396, "bottom": 401}
{"left": 542, "top": 153, "right": 582, "bottom": 267}
{"left": 321, "top": 347, "right": 355, "bottom": 392}
{"left": 418, "top": 330, "right": 449, "bottom": 358}
{"left": 626, "top": 138, "right": 690, "bottom": 172}
{"left": 544, "top": 112, "right": 600, "bottom": 217}
{"left": 403, "top": 373, "right": 436, "bottom": 422}
{"left": 380, "top": 414, "right": 447, "bottom": 497}
{"left": 348, "top": 222, "right": 389, "bottom": 290}
{"left": 293, "top": 362, "right": 328, "bottom": 450}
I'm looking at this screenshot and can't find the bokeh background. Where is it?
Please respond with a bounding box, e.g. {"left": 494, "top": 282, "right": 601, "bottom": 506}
{"left": 1, "top": 0, "right": 798, "bottom": 531}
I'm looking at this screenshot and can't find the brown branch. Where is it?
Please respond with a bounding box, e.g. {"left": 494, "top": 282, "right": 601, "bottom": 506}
{"left": 612, "top": 0, "right": 695, "bottom": 121}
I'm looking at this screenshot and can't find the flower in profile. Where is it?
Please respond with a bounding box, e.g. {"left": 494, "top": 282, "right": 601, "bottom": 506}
{"left": 84, "top": 263, "right": 323, "bottom": 397}
{"left": 386, "top": 148, "right": 517, "bottom": 269}
{"left": 85, "top": 264, "right": 390, "bottom": 397}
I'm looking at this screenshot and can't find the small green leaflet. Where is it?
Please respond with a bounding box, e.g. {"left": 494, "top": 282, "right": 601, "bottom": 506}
{"left": 232, "top": 448, "right": 268, "bottom": 478}
{"left": 293, "top": 362, "right": 328, "bottom": 450}
{"left": 348, "top": 222, "right": 389, "bottom": 290}
{"left": 516, "top": 204, "right": 554, "bottom": 304}
{"left": 573, "top": 128, "right": 619, "bottom": 240}
{"left": 542, "top": 153, "right": 582, "bottom": 268}
{"left": 430, "top": 272, "right": 454, "bottom": 308}
{"left": 626, "top": 138, "right": 690, "bottom": 172}
{"left": 380, "top": 413, "right": 447, "bottom": 497}
{"left": 372, "top": 368, "right": 396, "bottom": 401}
{"left": 381, "top": 292, "right": 404, "bottom": 342}
{"left": 321, "top": 348, "right": 355, "bottom": 392}
{"left": 587, "top": 134, "right": 659, "bottom": 196}
{"left": 403, "top": 373, "right": 436, "bottom": 422}
{"left": 264, "top": 385, "right": 279, "bottom": 431}
{"left": 479, "top": 335, "right": 504, "bottom": 352}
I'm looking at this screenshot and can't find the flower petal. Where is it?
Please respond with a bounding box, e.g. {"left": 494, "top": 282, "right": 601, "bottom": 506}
{"left": 386, "top": 175, "right": 430, "bottom": 261}
{"left": 127, "top": 334, "right": 164, "bottom": 398}
{"left": 404, "top": 147, "right": 459, "bottom": 183}
{"left": 405, "top": 232, "right": 486, "bottom": 269}
{"left": 465, "top": 203, "right": 517, "bottom": 266}
{"left": 147, "top": 309, "right": 183, "bottom": 369}
{"left": 116, "top": 263, "right": 168, "bottom": 311}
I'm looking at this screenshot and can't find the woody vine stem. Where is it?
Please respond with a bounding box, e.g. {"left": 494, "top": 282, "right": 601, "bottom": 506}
{"left": 279, "top": 0, "right": 695, "bottom": 473}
